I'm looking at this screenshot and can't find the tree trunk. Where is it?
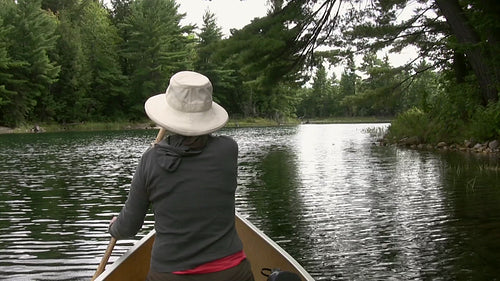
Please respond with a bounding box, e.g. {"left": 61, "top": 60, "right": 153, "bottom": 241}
{"left": 452, "top": 50, "right": 467, "bottom": 83}
{"left": 435, "top": 0, "right": 499, "bottom": 104}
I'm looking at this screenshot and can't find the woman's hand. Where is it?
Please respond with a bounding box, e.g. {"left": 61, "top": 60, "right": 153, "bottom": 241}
{"left": 109, "top": 216, "right": 117, "bottom": 227}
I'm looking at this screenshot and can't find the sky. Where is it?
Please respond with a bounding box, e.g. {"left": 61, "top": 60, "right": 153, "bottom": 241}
{"left": 103, "top": 0, "right": 417, "bottom": 76}
{"left": 177, "top": 0, "right": 269, "bottom": 36}
{"left": 103, "top": 0, "right": 269, "bottom": 36}
{"left": 176, "top": 0, "right": 417, "bottom": 73}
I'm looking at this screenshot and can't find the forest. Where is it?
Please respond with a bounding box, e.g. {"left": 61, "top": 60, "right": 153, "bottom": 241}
{"left": 0, "top": 0, "right": 498, "bottom": 144}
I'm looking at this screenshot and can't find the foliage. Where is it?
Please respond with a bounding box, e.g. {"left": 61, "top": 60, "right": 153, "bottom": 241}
{"left": 118, "top": 0, "right": 194, "bottom": 117}
{"left": 307, "top": 0, "right": 499, "bottom": 143}
{"left": 0, "top": 0, "right": 60, "bottom": 127}
{"left": 399, "top": 60, "right": 441, "bottom": 112}
{"left": 345, "top": 53, "right": 400, "bottom": 116}
{"left": 296, "top": 63, "right": 338, "bottom": 118}
{"left": 468, "top": 101, "right": 500, "bottom": 141}
{"left": 68, "top": 1, "right": 125, "bottom": 121}
{"left": 0, "top": 5, "right": 17, "bottom": 107}
{"left": 194, "top": 10, "right": 239, "bottom": 114}
{"left": 0, "top": 0, "right": 497, "bottom": 147}
{"left": 389, "top": 100, "right": 500, "bottom": 145}
{"left": 388, "top": 70, "right": 499, "bottom": 143}
{"left": 386, "top": 107, "right": 434, "bottom": 143}
{"left": 51, "top": 7, "right": 91, "bottom": 123}
{"left": 212, "top": 1, "right": 309, "bottom": 118}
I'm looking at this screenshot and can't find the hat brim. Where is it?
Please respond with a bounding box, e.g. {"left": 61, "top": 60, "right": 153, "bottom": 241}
{"left": 145, "top": 93, "right": 229, "bottom": 136}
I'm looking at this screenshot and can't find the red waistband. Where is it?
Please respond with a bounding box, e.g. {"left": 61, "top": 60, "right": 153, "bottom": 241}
{"left": 173, "top": 250, "right": 246, "bottom": 275}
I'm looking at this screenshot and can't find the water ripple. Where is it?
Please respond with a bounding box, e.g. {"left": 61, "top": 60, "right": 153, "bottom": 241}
{"left": 1, "top": 127, "right": 499, "bottom": 280}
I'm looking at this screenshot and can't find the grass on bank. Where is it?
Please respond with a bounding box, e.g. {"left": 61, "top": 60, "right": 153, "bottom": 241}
{"left": 3, "top": 116, "right": 394, "bottom": 134}
{"left": 300, "top": 116, "right": 392, "bottom": 124}
{"left": 386, "top": 102, "right": 500, "bottom": 145}
{"left": 8, "top": 121, "right": 151, "bottom": 134}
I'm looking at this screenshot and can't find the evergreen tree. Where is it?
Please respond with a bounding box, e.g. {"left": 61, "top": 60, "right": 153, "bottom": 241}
{"left": 0, "top": 7, "right": 21, "bottom": 124}
{"left": 41, "top": 0, "right": 79, "bottom": 13}
{"left": 349, "top": 53, "right": 401, "bottom": 116}
{"left": 77, "top": 1, "right": 126, "bottom": 120}
{"left": 195, "top": 10, "right": 224, "bottom": 83}
{"left": 110, "top": 0, "right": 133, "bottom": 76}
{"left": 402, "top": 60, "right": 441, "bottom": 113}
{"left": 325, "top": 0, "right": 498, "bottom": 104}
{"left": 110, "top": 0, "right": 133, "bottom": 24}
{"left": 194, "top": 10, "right": 240, "bottom": 114}
{"left": 338, "top": 53, "right": 357, "bottom": 116}
{"left": 435, "top": 0, "right": 499, "bottom": 104}
{"left": 0, "top": 0, "right": 60, "bottom": 126}
{"left": 50, "top": 6, "right": 92, "bottom": 123}
{"left": 310, "top": 64, "right": 331, "bottom": 117}
{"left": 121, "top": 0, "right": 194, "bottom": 116}
{"left": 214, "top": 1, "right": 309, "bottom": 118}
{"left": 297, "top": 63, "right": 339, "bottom": 118}
{"left": 339, "top": 52, "right": 356, "bottom": 97}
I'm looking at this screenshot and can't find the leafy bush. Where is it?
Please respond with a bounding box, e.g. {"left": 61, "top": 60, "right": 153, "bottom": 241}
{"left": 386, "top": 107, "right": 430, "bottom": 142}
{"left": 468, "top": 101, "right": 500, "bottom": 141}
{"left": 387, "top": 83, "right": 499, "bottom": 145}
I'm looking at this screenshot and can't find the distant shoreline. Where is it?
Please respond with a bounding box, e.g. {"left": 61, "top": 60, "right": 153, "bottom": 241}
{"left": 0, "top": 117, "right": 393, "bottom": 134}
{"left": 0, "top": 126, "right": 14, "bottom": 134}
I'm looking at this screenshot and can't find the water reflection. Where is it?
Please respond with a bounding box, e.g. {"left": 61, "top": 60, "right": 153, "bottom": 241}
{"left": 0, "top": 131, "right": 156, "bottom": 280}
{"left": 231, "top": 124, "right": 500, "bottom": 280}
{"left": 0, "top": 125, "right": 499, "bottom": 280}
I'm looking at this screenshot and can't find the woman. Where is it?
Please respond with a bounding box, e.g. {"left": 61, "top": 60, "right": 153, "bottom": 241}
{"left": 109, "top": 71, "right": 254, "bottom": 281}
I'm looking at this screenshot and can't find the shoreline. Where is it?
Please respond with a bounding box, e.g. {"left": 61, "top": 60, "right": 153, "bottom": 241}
{"left": 3, "top": 122, "right": 497, "bottom": 158}
{"left": 0, "top": 117, "right": 393, "bottom": 135}
{"left": 0, "top": 126, "right": 14, "bottom": 134}
{"left": 379, "top": 137, "right": 500, "bottom": 158}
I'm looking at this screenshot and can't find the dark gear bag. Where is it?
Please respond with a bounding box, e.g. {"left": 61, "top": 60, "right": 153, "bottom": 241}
{"left": 261, "top": 268, "right": 302, "bottom": 281}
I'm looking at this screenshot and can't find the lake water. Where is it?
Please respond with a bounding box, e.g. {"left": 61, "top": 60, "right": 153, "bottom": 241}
{"left": 0, "top": 124, "right": 499, "bottom": 280}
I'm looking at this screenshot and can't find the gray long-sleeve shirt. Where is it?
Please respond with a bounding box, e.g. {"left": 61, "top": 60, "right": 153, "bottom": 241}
{"left": 109, "top": 135, "right": 243, "bottom": 272}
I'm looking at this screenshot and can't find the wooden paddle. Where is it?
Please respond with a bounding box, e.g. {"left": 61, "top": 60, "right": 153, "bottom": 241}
{"left": 91, "top": 127, "right": 166, "bottom": 281}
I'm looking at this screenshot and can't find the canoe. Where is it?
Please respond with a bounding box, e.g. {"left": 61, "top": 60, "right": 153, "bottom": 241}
{"left": 93, "top": 213, "right": 314, "bottom": 281}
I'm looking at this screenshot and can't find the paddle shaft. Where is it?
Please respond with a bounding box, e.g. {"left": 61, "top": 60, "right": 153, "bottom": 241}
{"left": 91, "top": 127, "right": 166, "bottom": 281}
{"left": 91, "top": 237, "right": 116, "bottom": 281}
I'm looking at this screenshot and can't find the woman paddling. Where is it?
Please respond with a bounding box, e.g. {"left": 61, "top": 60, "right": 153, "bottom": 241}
{"left": 109, "top": 71, "right": 254, "bottom": 281}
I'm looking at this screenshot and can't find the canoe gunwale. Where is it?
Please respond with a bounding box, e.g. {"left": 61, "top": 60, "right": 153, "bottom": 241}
{"left": 236, "top": 214, "right": 314, "bottom": 280}
{"left": 93, "top": 213, "right": 314, "bottom": 281}
{"left": 93, "top": 230, "right": 156, "bottom": 281}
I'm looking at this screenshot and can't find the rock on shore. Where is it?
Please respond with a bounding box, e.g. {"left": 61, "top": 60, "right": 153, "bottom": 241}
{"left": 0, "top": 126, "right": 14, "bottom": 134}
{"left": 380, "top": 137, "right": 500, "bottom": 155}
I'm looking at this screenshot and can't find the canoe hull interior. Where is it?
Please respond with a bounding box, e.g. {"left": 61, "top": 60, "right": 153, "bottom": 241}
{"left": 94, "top": 213, "right": 314, "bottom": 281}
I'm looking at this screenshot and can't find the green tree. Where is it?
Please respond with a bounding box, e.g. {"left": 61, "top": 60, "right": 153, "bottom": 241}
{"left": 295, "top": 87, "right": 312, "bottom": 120}
{"left": 351, "top": 53, "right": 401, "bottom": 116}
{"left": 50, "top": 5, "right": 92, "bottom": 123}
{"left": 434, "top": 0, "right": 499, "bottom": 104}
{"left": 121, "top": 0, "right": 194, "bottom": 117}
{"left": 296, "top": 62, "right": 339, "bottom": 118}
{"left": 214, "top": 1, "right": 308, "bottom": 118}
{"left": 110, "top": 0, "right": 133, "bottom": 24}
{"left": 277, "top": 0, "right": 498, "bottom": 140}
{"left": 195, "top": 10, "right": 223, "bottom": 72}
{"left": 0, "top": 0, "right": 60, "bottom": 126}
{"left": 77, "top": 1, "right": 126, "bottom": 120}
{"left": 194, "top": 10, "right": 241, "bottom": 114}
{"left": 0, "top": 9, "right": 19, "bottom": 121}
{"left": 321, "top": 0, "right": 498, "bottom": 104}
{"left": 41, "top": 0, "right": 79, "bottom": 13}
{"left": 338, "top": 53, "right": 357, "bottom": 116}
{"left": 109, "top": 0, "right": 133, "bottom": 76}
{"left": 310, "top": 64, "right": 333, "bottom": 117}
{"left": 401, "top": 60, "right": 441, "bottom": 112}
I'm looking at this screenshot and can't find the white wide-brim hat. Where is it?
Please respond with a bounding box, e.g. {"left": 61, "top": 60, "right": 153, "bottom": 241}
{"left": 144, "top": 71, "right": 228, "bottom": 136}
